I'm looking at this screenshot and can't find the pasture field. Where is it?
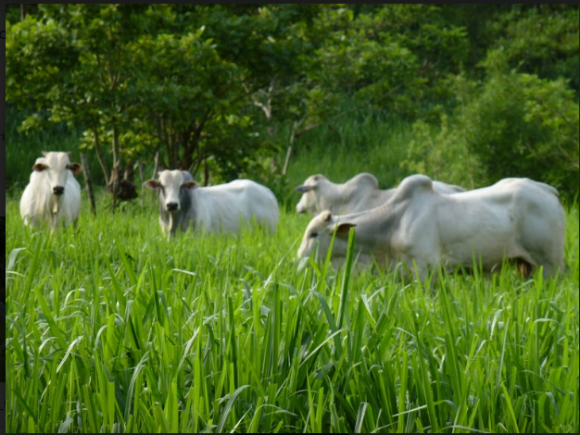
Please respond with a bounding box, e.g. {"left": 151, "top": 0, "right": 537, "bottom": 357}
{"left": 5, "top": 193, "right": 579, "bottom": 433}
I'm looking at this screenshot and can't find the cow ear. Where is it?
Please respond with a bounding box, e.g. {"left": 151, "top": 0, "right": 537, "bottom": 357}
{"left": 144, "top": 179, "right": 161, "bottom": 190}
{"left": 183, "top": 181, "right": 199, "bottom": 189}
{"left": 67, "top": 163, "right": 82, "bottom": 175}
{"left": 334, "top": 222, "right": 356, "bottom": 237}
{"left": 33, "top": 162, "right": 48, "bottom": 172}
{"left": 296, "top": 184, "right": 315, "bottom": 194}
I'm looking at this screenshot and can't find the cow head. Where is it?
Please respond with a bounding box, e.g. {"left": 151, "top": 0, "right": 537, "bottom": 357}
{"left": 297, "top": 210, "right": 356, "bottom": 260}
{"left": 34, "top": 152, "right": 82, "bottom": 196}
{"left": 145, "top": 170, "right": 198, "bottom": 213}
{"left": 295, "top": 174, "right": 327, "bottom": 214}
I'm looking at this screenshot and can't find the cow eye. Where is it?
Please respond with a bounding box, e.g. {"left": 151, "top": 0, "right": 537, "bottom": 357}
{"left": 310, "top": 232, "right": 318, "bottom": 238}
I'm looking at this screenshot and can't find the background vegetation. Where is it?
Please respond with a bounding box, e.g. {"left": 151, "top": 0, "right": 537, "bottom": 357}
{"left": 6, "top": 4, "right": 579, "bottom": 205}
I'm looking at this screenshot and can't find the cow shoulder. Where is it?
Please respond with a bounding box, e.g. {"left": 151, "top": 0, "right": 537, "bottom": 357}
{"left": 349, "top": 172, "right": 379, "bottom": 190}
{"left": 394, "top": 174, "right": 434, "bottom": 202}
{"left": 511, "top": 179, "right": 562, "bottom": 211}
{"left": 222, "top": 179, "right": 261, "bottom": 199}
{"left": 526, "top": 179, "right": 560, "bottom": 198}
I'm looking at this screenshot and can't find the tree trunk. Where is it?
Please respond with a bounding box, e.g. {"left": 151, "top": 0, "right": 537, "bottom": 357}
{"left": 81, "top": 153, "right": 97, "bottom": 216}
{"left": 124, "top": 162, "right": 135, "bottom": 184}
{"left": 204, "top": 157, "right": 210, "bottom": 186}
{"left": 182, "top": 109, "right": 211, "bottom": 172}
{"left": 150, "top": 151, "right": 160, "bottom": 204}
{"left": 283, "top": 121, "right": 300, "bottom": 176}
{"left": 93, "top": 127, "right": 109, "bottom": 186}
{"left": 138, "top": 160, "right": 145, "bottom": 207}
{"left": 111, "top": 127, "right": 120, "bottom": 212}
{"left": 152, "top": 151, "right": 160, "bottom": 179}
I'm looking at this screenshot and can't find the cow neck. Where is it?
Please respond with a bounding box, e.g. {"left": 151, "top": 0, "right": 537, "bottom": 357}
{"left": 37, "top": 171, "right": 61, "bottom": 217}
{"left": 342, "top": 198, "right": 400, "bottom": 249}
{"left": 51, "top": 194, "right": 62, "bottom": 215}
{"left": 187, "top": 186, "right": 201, "bottom": 227}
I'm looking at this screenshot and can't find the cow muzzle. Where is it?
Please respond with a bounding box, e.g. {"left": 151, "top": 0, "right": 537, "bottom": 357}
{"left": 53, "top": 186, "right": 65, "bottom": 195}
{"left": 166, "top": 202, "right": 179, "bottom": 212}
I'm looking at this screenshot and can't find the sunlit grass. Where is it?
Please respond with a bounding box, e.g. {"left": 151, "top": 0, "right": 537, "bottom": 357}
{"left": 5, "top": 194, "right": 579, "bottom": 433}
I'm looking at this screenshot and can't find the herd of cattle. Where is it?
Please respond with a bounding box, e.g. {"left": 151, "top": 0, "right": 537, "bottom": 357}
{"left": 20, "top": 151, "right": 566, "bottom": 279}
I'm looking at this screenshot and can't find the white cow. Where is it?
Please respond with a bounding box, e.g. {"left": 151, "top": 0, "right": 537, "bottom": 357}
{"left": 295, "top": 172, "right": 465, "bottom": 215}
{"left": 145, "top": 170, "right": 279, "bottom": 239}
{"left": 298, "top": 175, "right": 566, "bottom": 279}
{"left": 20, "top": 151, "right": 82, "bottom": 230}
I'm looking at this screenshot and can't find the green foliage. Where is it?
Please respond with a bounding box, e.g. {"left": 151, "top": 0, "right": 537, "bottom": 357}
{"left": 6, "top": 4, "right": 473, "bottom": 187}
{"left": 6, "top": 4, "right": 579, "bottom": 199}
{"left": 401, "top": 5, "right": 579, "bottom": 196}
{"left": 486, "top": 5, "right": 579, "bottom": 91}
{"left": 461, "top": 70, "right": 579, "bottom": 194}
{"left": 6, "top": 5, "right": 297, "bottom": 182}
{"left": 125, "top": 25, "right": 268, "bottom": 176}
{"left": 401, "top": 113, "right": 484, "bottom": 190}
{"left": 404, "top": 68, "right": 579, "bottom": 196}
{"left": 305, "top": 5, "right": 469, "bottom": 119}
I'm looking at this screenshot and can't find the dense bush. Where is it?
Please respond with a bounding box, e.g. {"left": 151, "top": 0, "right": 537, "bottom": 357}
{"left": 403, "top": 67, "right": 579, "bottom": 196}
{"left": 401, "top": 113, "right": 484, "bottom": 190}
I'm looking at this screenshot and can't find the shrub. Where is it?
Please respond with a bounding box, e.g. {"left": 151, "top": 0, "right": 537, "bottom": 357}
{"left": 403, "top": 70, "right": 579, "bottom": 197}
{"left": 401, "top": 112, "right": 484, "bottom": 190}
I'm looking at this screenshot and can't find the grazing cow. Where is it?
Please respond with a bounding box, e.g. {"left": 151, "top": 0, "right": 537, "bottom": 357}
{"left": 20, "top": 152, "right": 82, "bottom": 230}
{"left": 145, "top": 170, "right": 279, "bottom": 238}
{"left": 295, "top": 172, "right": 465, "bottom": 215}
{"left": 297, "top": 175, "right": 565, "bottom": 279}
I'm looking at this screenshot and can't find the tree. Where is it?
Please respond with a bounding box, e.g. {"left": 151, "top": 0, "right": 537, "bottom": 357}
{"left": 7, "top": 5, "right": 314, "bottom": 193}
{"left": 8, "top": 4, "right": 578, "bottom": 200}
{"left": 7, "top": 5, "right": 152, "bottom": 206}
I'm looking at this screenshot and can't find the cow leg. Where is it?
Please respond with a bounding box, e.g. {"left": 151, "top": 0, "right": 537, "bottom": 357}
{"left": 517, "top": 246, "right": 565, "bottom": 279}
{"left": 516, "top": 258, "right": 533, "bottom": 278}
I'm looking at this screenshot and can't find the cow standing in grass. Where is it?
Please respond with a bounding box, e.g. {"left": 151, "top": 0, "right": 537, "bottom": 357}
{"left": 295, "top": 172, "right": 465, "bottom": 215}
{"left": 145, "top": 170, "right": 279, "bottom": 239}
{"left": 298, "top": 174, "right": 566, "bottom": 280}
{"left": 20, "top": 151, "right": 82, "bottom": 231}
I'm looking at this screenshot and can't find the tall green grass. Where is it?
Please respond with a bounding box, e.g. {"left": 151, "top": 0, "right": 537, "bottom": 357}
{"left": 6, "top": 107, "right": 580, "bottom": 432}
{"left": 5, "top": 195, "right": 579, "bottom": 433}
{"left": 285, "top": 111, "right": 413, "bottom": 191}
